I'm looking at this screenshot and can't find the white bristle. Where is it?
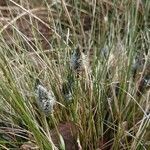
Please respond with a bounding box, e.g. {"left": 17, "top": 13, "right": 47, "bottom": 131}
{"left": 35, "top": 84, "right": 56, "bottom": 115}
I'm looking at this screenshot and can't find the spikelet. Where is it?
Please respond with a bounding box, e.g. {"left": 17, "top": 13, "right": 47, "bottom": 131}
{"left": 101, "top": 47, "right": 110, "bottom": 59}
{"left": 62, "top": 83, "right": 73, "bottom": 102}
{"left": 70, "top": 46, "right": 93, "bottom": 77}
{"left": 62, "top": 75, "right": 74, "bottom": 102}
{"left": 35, "top": 79, "right": 56, "bottom": 115}
{"left": 70, "top": 47, "right": 85, "bottom": 73}
{"left": 144, "top": 77, "right": 150, "bottom": 88}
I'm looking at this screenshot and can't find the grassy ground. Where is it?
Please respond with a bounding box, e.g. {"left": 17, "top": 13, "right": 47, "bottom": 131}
{"left": 0, "top": 0, "right": 149, "bottom": 149}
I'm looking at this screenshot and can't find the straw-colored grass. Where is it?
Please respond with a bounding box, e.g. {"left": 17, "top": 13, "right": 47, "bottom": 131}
{"left": 0, "top": 0, "right": 149, "bottom": 149}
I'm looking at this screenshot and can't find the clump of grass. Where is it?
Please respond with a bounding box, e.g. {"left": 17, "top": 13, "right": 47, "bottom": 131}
{"left": 0, "top": 0, "right": 149, "bottom": 149}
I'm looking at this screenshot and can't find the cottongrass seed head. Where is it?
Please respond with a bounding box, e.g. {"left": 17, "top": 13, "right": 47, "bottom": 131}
{"left": 70, "top": 47, "right": 83, "bottom": 72}
{"left": 70, "top": 46, "right": 92, "bottom": 77}
{"left": 35, "top": 79, "right": 56, "bottom": 115}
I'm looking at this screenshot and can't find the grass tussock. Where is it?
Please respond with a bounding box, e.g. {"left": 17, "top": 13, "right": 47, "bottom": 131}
{"left": 0, "top": 0, "right": 149, "bottom": 149}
